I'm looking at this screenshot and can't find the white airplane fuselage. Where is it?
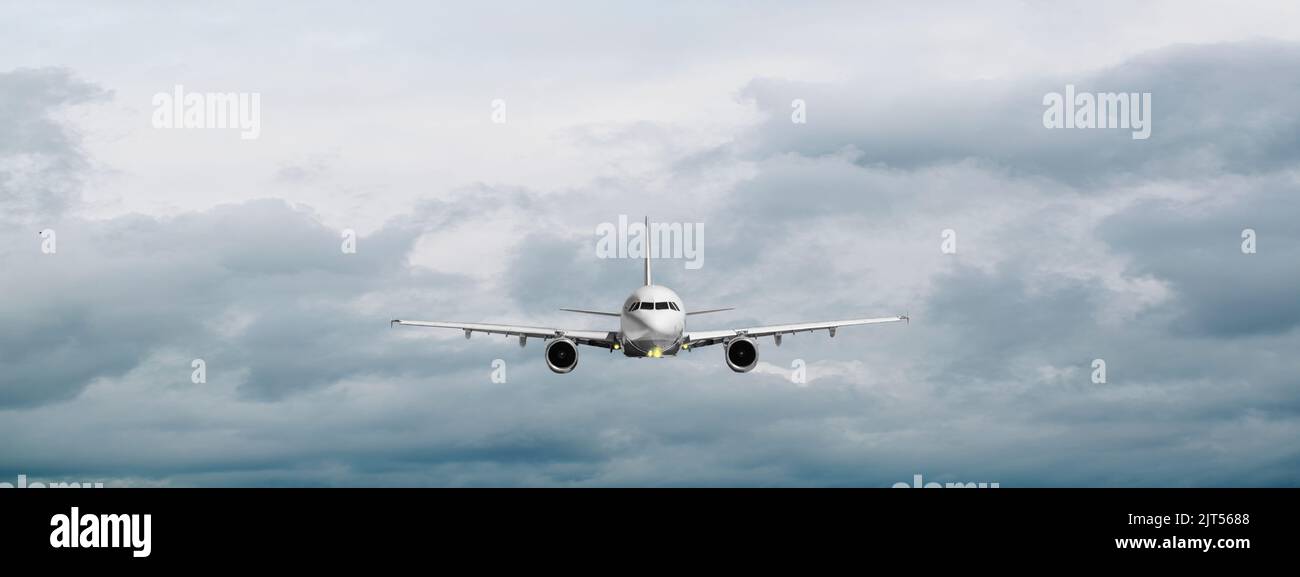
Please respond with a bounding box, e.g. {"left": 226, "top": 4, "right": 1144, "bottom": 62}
{"left": 619, "top": 285, "right": 686, "bottom": 357}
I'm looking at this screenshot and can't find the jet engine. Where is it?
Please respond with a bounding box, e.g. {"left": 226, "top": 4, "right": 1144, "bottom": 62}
{"left": 724, "top": 337, "right": 758, "bottom": 373}
{"left": 545, "top": 338, "right": 579, "bottom": 373}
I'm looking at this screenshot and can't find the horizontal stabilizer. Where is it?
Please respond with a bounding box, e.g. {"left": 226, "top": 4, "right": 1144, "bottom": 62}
{"left": 686, "top": 307, "right": 734, "bottom": 316}
{"left": 559, "top": 308, "right": 621, "bottom": 317}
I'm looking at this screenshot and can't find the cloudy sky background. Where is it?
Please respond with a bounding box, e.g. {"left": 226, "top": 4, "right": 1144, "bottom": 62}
{"left": 2, "top": 0, "right": 1298, "bottom": 486}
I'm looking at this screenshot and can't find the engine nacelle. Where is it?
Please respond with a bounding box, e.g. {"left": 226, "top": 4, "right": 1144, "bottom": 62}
{"left": 724, "top": 337, "right": 758, "bottom": 373}
{"left": 545, "top": 338, "right": 579, "bottom": 373}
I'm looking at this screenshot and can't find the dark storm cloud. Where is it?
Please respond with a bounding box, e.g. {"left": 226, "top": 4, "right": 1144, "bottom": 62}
{"left": 741, "top": 41, "right": 1300, "bottom": 188}
{"left": 5, "top": 188, "right": 607, "bottom": 408}
{"left": 1099, "top": 175, "right": 1300, "bottom": 337}
{"left": 711, "top": 41, "right": 1300, "bottom": 486}
{"left": 2, "top": 39, "right": 1299, "bottom": 487}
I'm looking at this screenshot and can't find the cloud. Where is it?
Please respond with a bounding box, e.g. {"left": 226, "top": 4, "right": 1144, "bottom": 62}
{"left": 1, "top": 32, "right": 1298, "bottom": 487}
{"left": 1099, "top": 173, "right": 1300, "bottom": 336}
{"left": 0, "top": 68, "right": 109, "bottom": 222}
{"left": 740, "top": 41, "right": 1300, "bottom": 187}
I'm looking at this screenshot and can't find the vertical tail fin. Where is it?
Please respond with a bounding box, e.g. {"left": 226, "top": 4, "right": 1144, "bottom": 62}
{"left": 643, "top": 216, "right": 652, "bottom": 286}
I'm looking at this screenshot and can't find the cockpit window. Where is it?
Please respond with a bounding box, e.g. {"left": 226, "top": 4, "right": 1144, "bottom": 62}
{"left": 655, "top": 302, "right": 669, "bottom": 310}
{"left": 628, "top": 302, "right": 640, "bottom": 312}
{"left": 668, "top": 302, "right": 679, "bottom": 311}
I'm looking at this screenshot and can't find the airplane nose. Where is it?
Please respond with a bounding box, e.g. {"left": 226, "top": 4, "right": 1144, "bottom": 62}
{"left": 622, "top": 312, "right": 683, "bottom": 353}
{"left": 645, "top": 313, "right": 679, "bottom": 335}
{"left": 622, "top": 313, "right": 651, "bottom": 341}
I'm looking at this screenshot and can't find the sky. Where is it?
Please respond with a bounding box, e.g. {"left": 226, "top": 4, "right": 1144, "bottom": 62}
{"left": 1, "top": 0, "right": 1298, "bottom": 486}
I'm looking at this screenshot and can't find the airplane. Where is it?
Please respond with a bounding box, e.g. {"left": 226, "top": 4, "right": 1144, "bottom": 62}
{"left": 391, "top": 219, "right": 908, "bottom": 373}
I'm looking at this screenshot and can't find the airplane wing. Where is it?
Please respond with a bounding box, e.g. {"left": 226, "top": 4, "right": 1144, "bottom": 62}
{"left": 684, "top": 315, "right": 907, "bottom": 349}
{"left": 391, "top": 319, "right": 619, "bottom": 348}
